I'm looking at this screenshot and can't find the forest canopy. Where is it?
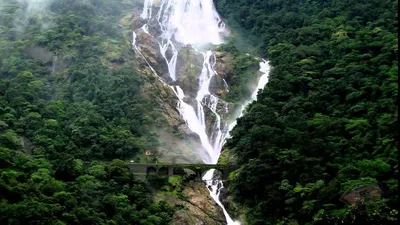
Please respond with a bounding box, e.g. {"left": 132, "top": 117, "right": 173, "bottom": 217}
{"left": 215, "top": 0, "right": 398, "bottom": 224}
{"left": 0, "top": 0, "right": 174, "bottom": 224}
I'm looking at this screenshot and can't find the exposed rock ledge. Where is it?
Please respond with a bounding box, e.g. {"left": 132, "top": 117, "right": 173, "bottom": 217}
{"left": 157, "top": 180, "right": 227, "bottom": 225}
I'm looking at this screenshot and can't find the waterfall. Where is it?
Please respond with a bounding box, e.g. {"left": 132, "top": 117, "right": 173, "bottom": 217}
{"left": 133, "top": 1, "right": 271, "bottom": 224}
{"left": 251, "top": 60, "right": 270, "bottom": 101}
{"left": 51, "top": 53, "right": 58, "bottom": 74}
{"left": 203, "top": 169, "right": 240, "bottom": 225}
{"left": 137, "top": 0, "right": 227, "bottom": 164}
{"left": 226, "top": 60, "right": 271, "bottom": 138}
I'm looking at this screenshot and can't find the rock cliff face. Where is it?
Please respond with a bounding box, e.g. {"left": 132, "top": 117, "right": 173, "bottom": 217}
{"left": 118, "top": 9, "right": 201, "bottom": 163}
{"left": 116, "top": 5, "right": 258, "bottom": 223}
{"left": 158, "top": 180, "right": 227, "bottom": 225}
{"left": 111, "top": 5, "right": 267, "bottom": 225}
{"left": 120, "top": 4, "right": 261, "bottom": 163}
{"left": 126, "top": 8, "right": 234, "bottom": 164}
{"left": 174, "top": 182, "right": 226, "bottom": 225}
{"left": 176, "top": 46, "right": 203, "bottom": 98}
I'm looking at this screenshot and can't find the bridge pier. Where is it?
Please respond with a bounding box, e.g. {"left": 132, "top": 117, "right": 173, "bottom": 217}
{"left": 168, "top": 167, "right": 174, "bottom": 176}
{"left": 193, "top": 167, "right": 201, "bottom": 180}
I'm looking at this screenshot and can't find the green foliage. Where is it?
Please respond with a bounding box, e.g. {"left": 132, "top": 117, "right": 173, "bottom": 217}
{"left": 216, "top": 0, "right": 398, "bottom": 224}
{"left": 0, "top": 0, "right": 164, "bottom": 162}
{"left": 217, "top": 42, "right": 261, "bottom": 102}
{"left": 0, "top": 0, "right": 174, "bottom": 223}
{"left": 0, "top": 148, "right": 174, "bottom": 224}
{"left": 164, "top": 176, "right": 184, "bottom": 196}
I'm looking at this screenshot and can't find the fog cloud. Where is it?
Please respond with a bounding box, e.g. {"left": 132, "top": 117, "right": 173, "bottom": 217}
{"left": 13, "top": 0, "right": 54, "bottom": 33}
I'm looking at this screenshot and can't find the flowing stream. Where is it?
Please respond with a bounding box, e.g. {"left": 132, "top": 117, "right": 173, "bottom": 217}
{"left": 133, "top": 1, "right": 270, "bottom": 224}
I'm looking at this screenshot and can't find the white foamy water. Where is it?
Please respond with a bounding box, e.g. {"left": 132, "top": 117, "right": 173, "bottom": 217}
{"left": 133, "top": 1, "right": 271, "bottom": 224}
{"left": 141, "top": 0, "right": 225, "bottom": 45}
{"left": 203, "top": 169, "right": 240, "bottom": 225}
{"left": 226, "top": 60, "right": 271, "bottom": 137}
{"left": 138, "top": 0, "right": 227, "bottom": 164}
{"left": 251, "top": 60, "right": 270, "bottom": 100}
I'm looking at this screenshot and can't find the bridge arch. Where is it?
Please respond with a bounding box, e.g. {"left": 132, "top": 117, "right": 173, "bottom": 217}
{"left": 157, "top": 166, "right": 169, "bottom": 176}
{"left": 147, "top": 166, "right": 157, "bottom": 175}
{"left": 173, "top": 167, "right": 185, "bottom": 175}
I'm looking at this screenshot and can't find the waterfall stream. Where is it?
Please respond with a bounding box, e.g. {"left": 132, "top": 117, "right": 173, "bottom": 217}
{"left": 133, "top": 1, "right": 270, "bottom": 224}
{"left": 137, "top": 0, "right": 227, "bottom": 164}
{"left": 202, "top": 169, "right": 240, "bottom": 225}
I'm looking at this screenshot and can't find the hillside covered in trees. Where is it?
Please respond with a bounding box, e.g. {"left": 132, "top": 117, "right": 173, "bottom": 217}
{"left": 0, "top": 0, "right": 174, "bottom": 224}
{"left": 215, "top": 0, "right": 398, "bottom": 224}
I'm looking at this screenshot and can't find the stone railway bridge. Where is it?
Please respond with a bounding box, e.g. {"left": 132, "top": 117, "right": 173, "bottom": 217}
{"left": 127, "top": 163, "right": 239, "bottom": 180}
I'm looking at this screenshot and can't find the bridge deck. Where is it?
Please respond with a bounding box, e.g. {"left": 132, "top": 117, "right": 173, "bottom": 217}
{"left": 126, "top": 163, "right": 239, "bottom": 180}
{"left": 126, "top": 163, "right": 234, "bottom": 167}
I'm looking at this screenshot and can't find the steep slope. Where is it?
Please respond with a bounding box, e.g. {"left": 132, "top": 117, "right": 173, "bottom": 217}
{"left": 130, "top": 0, "right": 265, "bottom": 165}
{"left": 0, "top": 0, "right": 177, "bottom": 224}
{"left": 215, "top": 0, "right": 398, "bottom": 224}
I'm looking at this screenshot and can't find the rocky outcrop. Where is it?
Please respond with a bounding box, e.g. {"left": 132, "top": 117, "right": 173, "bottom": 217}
{"left": 209, "top": 75, "right": 227, "bottom": 97}
{"left": 139, "top": 69, "right": 181, "bottom": 124}
{"left": 208, "top": 50, "right": 234, "bottom": 99}
{"left": 214, "top": 51, "right": 234, "bottom": 81}
{"left": 160, "top": 180, "right": 227, "bottom": 225}
{"left": 134, "top": 30, "right": 170, "bottom": 80}
{"left": 138, "top": 67, "right": 208, "bottom": 163}
{"left": 176, "top": 46, "right": 203, "bottom": 97}
{"left": 220, "top": 185, "right": 244, "bottom": 223}
{"left": 121, "top": 7, "right": 249, "bottom": 164}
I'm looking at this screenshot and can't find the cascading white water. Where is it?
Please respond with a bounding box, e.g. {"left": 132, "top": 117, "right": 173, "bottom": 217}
{"left": 141, "top": 0, "right": 224, "bottom": 81}
{"left": 144, "top": 0, "right": 225, "bottom": 45}
{"left": 226, "top": 60, "right": 271, "bottom": 138}
{"left": 251, "top": 60, "right": 270, "bottom": 100}
{"left": 51, "top": 54, "right": 58, "bottom": 74}
{"left": 172, "top": 86, "right": 215, "bottom": 158}
{"left": 133, "top": 1, "right": 271, "bottom": 224}
{"left": 139, "top": 0, "right": 227, "bottom": 164}
{"left": 202, "top": 169, "right": 240, "bottom": 225}
{"left": 203, "top": 61, "right": 270, "bottom": 225}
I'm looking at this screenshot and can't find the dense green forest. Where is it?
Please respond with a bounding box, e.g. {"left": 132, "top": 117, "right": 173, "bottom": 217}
{"left": 0, "top": 0, "right": 174, "bottom": 224}
{"left": 216, "top": 0, "right": 398, "bottom": 224}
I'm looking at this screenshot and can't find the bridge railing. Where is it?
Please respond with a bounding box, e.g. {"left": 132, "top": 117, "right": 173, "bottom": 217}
{"left": 126, "top": 163, "right": 239, "bottom": 180}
